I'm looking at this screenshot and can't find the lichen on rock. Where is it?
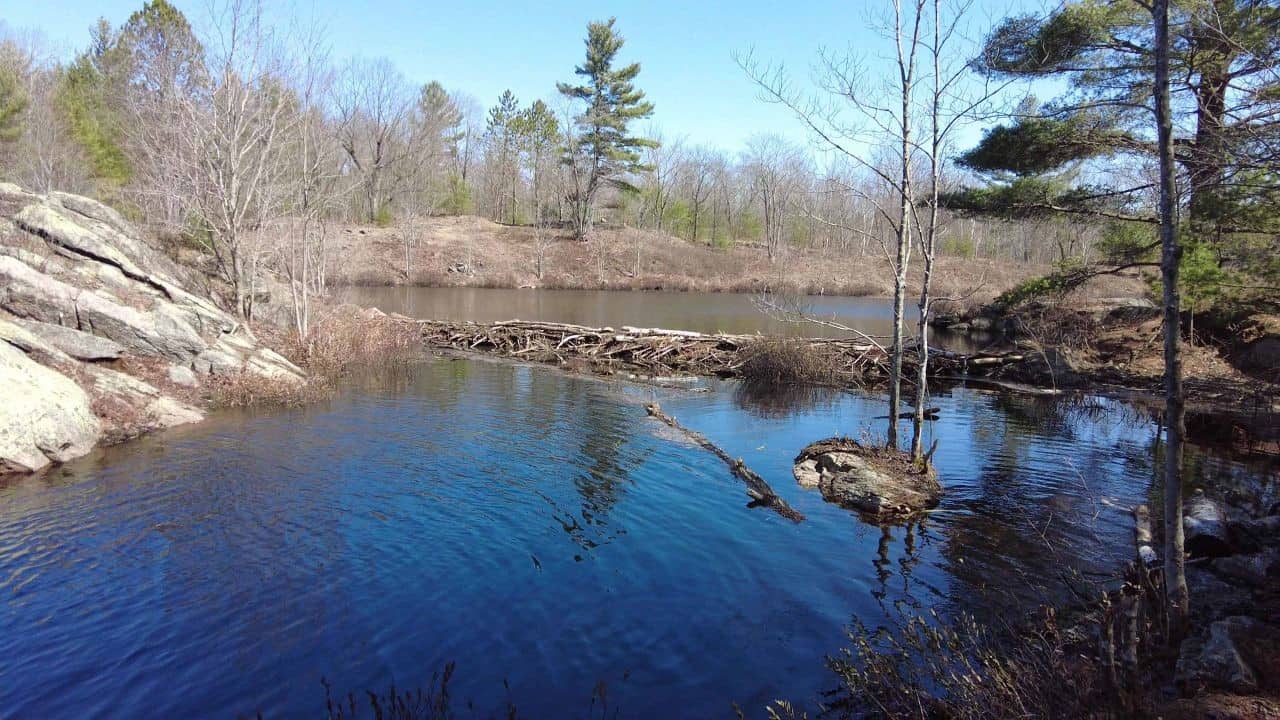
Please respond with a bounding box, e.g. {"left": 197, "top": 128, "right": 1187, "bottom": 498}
{"left": 0, "top": 185, "right": 307, "bottom": 473}
{"left": 793, "top": 437, "right": 941, "bottom": 521}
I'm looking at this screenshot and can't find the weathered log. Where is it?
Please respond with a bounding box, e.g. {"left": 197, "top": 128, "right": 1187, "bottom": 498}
{"left": 1185, "top": 491, "right": 1232, "bottom": 558}
{"left": 1133, "top": 504, "right": 1158, "bottom": 567}
{"left": 644, "top": 402, "right": 804, "bottom": 522}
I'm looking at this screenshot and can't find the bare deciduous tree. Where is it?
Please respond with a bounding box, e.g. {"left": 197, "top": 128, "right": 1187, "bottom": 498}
{"left": 334, "top": 57, "right": 414, "bottom": 222}
{"left": 170, "top": 0, "right": 296, "bottom": 317}
{"left": 743, "top": 133, "right": 806, "bottom": 262}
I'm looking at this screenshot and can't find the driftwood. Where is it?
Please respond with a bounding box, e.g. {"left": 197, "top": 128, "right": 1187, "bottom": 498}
{"left": 417, "top": 319, "right": 1026, "bottom": 388}
{"left": 644, "top": 402, "right": 804, "bottom": 522}
{"left": 1184, "top": 491, "right": 1232, "bottom": 557}
{"left": 875, "top": 406, "right": 941, "bottom": 420}
{"left": 1132, "top": 504, "right": 1158, "bottom": 567}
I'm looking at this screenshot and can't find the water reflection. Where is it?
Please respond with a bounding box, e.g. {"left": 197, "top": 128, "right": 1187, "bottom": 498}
{"left": 0, "top": 360, "right": 1274, "bottom": 719}
{"left": 732, "top": 381, "right": 842, "bottom": 419}
{"left": 342, "top": 286, "right": 993, "bottom": 352}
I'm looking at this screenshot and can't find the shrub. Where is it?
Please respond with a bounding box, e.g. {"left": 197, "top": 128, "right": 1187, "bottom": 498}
{"left": 738, "top": 337, "right": 841, "bottom": 386}
{"left": 994, "top": 262, "right": 1087, "bottom": 309}
{"left": 942, "top": 236, "right": 976, "bottom": 259}
{"left": 288, "top": 307, "right": 422, "bottom": 380}
{"left": 824, "top": 608, "right": 1103, "bottom": 720}
{"left": 374, "top": 203, "right": 395, "bottom": 228}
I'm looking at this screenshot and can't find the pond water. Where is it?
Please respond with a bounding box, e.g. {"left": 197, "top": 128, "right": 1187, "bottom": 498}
{"left": 338, "top": 286, "right": 987, "bottom": 351}
{"left": 0, "top": 358, "right": 1270, "bottom": 718}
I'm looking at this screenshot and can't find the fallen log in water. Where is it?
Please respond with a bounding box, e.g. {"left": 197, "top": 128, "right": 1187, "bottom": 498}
{"left": 644, "top": 402, "right": 804, "bottom": 522}
{"left": 416, "top": 319, "right": 1026, "bottom": 388}
{"left": 1132, "top": 504, "right": 1158, "bottom": 567}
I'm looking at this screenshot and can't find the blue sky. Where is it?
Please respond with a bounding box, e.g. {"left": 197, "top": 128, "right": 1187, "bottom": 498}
{"left": 3, "top": 0, "right": 1046, "bottom": 157}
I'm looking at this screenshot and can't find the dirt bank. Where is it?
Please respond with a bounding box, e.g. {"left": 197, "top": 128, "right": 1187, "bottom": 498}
{"left": 932, "top": 295, "right": 1280, "bottom": 444}
{"left": 326, "top": 216, "right": 1043, "bottom": 300}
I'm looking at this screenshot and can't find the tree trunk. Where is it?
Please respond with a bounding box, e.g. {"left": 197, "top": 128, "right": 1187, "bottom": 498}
{"left": 888, "top": 114, "right": 912, "bottom": 448}
{"left": 912, "top": 0, "right": 942, "bottom": 464}
{"left": 1154, "top": 0, "right": 1190, "bottom": 640}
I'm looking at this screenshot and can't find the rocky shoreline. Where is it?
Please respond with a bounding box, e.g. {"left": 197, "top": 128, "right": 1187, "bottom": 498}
{"left": 0, "top": 184, "right": 304, "bottom": 474}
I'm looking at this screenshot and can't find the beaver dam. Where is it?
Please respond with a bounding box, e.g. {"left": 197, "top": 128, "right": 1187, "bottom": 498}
{"left": 417, "top": 319, "right": 1027, "bottom": 386}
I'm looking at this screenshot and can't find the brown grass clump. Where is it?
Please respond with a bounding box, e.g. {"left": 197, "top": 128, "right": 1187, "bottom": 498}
{"left": 205, "top": 306, "right": 421, "bottom": 408}
{"left": 205, "top": 372, "right": 331, "bottom": 408}
{"left": 286, "top": 306, "right": 422, "bottom": 380}
{"left": 738, "top": 337, "right": 841, "bottom": 386}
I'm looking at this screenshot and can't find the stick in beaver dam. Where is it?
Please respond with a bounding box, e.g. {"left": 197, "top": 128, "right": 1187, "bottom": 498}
{"left": 644, "top": 402, "right": 804, "bottom": 523}
{"left": 415, "top": 319, "right": 1028, "bottom": 389}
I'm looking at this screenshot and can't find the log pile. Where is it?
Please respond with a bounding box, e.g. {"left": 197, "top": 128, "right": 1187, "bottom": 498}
{"left": 418, "top": 319, "right": 1026, "bottom": 387}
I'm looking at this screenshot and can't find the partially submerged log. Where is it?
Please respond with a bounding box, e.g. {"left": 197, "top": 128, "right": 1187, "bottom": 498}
{"left": 644, "top": 402, "right": 804, "bottom": 522}
{"left": 875, "top": 406, "right": 940, "bottom": 420}
{"left": 1185, "top": 491, "right": 1232, "bottom": 558}
{"left": 793, "top": 438, "right": 941, "bottom": 522}
{"left": 1132, "top": 504, "right": 1159, "bottom": 567}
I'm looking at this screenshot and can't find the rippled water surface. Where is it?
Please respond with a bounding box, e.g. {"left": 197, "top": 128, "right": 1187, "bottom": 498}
{"left": 0, "top": 358, "right": 1267, "bottom": 718}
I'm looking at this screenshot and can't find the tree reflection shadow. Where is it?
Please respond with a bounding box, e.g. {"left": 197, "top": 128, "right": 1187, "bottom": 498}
{"left": 732, "top": 380, "right": 841, "bottom": 419}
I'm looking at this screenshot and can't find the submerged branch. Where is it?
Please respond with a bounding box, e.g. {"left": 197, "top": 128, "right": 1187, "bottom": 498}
{"left": 644, "top": 402, "right": 804, "bottom": 522}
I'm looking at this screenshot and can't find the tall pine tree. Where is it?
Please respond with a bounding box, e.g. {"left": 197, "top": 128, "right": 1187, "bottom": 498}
{"left": 557, "top": 17, "right": 656, "bottom": 241}
{"left": 485, "top": 90, "right": 521, "bottom": 224}
{"left": 952, "top": 0, "right": 1280, "bottom": 296}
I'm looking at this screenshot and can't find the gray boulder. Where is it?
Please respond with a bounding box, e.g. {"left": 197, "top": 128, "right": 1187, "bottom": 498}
{"left": 1176, "top": 616, "right": 1280, "bottom": 695}
{"left": 16, "top": 319, "right": 124, "bottom": 361}
{"left": 0, "top": 342, "right": 100, "bottom": 473}
{"left": 167, "top": 364, "right": 199, "bottom": 387}
{"left": 0, "top": 185, "right": 309, "bottom": 474}
{"left": 0, "top": 255, "right": 206, "bottom": 361}
{"left": 85, "top": 365, "right": 204, "bottom": 432}
{"left": 195, "top": 330, "right": 304, "bottom": 381}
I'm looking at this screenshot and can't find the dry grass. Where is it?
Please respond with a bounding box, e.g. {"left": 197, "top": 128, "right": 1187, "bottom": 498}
{"left": 206, "top": 306, "right": 422, "bottom": 408}
{"left": 287, "top": 306, "right": 422, "bottom": 379}
{"left": 1012, "top": 302, "right": 1104, "bottom": 353}
{"left": 325, "top": 216, "right": 1040, "bottom": 301}
{"left": 738, "top": 337, "right": 841, "bottom": 386}
{"left": 819, "top": 608, "right": 1106, "bottom": 720}
{"left": 205, "top": 371, "right": 331, "bottom": 408}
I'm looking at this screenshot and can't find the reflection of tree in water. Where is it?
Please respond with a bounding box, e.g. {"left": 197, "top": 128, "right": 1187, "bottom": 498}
{"left": 936, "top": 394, "right": 1158, "bottom": 623}
{"left": 868, "top": 520, "right": 936, "bottom": 615}
{"left": 731, "top": 381, "right": 841, "bottom": 419}
{"left": 532, "top": 377, "right": 652, "bottom": 555}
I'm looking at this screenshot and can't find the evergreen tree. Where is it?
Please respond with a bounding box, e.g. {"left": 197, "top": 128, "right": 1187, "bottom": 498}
{"left": 0, "top": 67, "right": 27, "bottom": 145}
{"left": 951, "top": 0, "right": 1280, "bottom": 639}
{"left": 417, "top": 82, "right": 463, "bottom": 151}
{"left": 951, "top": 0, "right": 1280, "bottom": 296}
{"left": 114, "top": 0, "right": 206, "bottom": 97}
{"left": 415, "top": 81, "right": 466, "bottom": 212}
{"left": 512, "top": 99, "right": 561, "bottom": 221}
{"left": 57, "top": 44, "right": 132, "bottom": 191}
{"left": 557, "top": 17, "right": 656, "bottom": 240}
{"left": 485, "top": 89, "right": 521, "bottom": 223}
{"left": 513, "top": 100, "right": 561, "bottom": 277}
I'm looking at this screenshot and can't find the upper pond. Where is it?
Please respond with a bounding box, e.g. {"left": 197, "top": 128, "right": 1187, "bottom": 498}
{"left": 339, "top": 286, "right": 983, "bottom": 349}
{"left": 1, "top": 356, "right": 1271, "bottom": 718}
